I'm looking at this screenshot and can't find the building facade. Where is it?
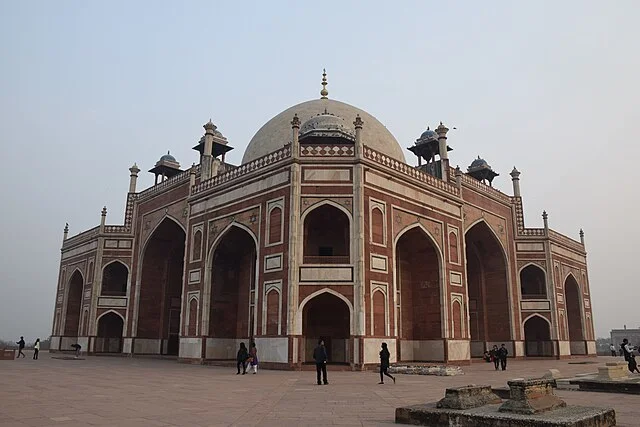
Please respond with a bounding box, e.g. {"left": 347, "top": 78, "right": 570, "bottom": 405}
{"left": 50, "top": 77, "right": 596, "bottom": 367}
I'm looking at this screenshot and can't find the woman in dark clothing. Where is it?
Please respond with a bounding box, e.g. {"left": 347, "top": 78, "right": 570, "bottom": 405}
{"left": 378, "top": 342, "right": 396, "bottom": 384}
{"left": 628, "top": 353, "right": 640, "bottom": 374}
{"left": 236, "top": 342, "right": 248, "bottom": 375}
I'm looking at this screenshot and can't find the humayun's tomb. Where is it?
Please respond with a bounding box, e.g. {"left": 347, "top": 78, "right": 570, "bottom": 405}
{"left": 50, "top": 73, "right": 596, "bottom": 368}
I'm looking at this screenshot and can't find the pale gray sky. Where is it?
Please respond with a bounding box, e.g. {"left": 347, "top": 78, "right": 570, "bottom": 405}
{"left": 1, "top": 1, "right": 638, "bottom": 340}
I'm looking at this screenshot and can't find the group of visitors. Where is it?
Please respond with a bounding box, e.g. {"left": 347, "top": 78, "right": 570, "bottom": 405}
{"left": 14, "top": 336, "right": 40, "bottom": 360}
{"left": 483, "top": 344, "right": 509, "bottom": 371}
{"left": 236, "top": 341, "right": 258, "bottom": 375}
{"left": 237, "top": 340, "right": 397, "bottom": 385}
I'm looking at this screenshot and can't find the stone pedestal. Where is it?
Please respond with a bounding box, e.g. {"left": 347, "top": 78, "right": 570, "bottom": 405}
{"left": 0, "top": 349, "right": 15, "bottom": 360}
{"left": 542, "top": 369, "right": 562, "bottom": 380}
{"left": 596, "top": 362, "right": 628, "bottom": 380}
{"left": 437, "top": 385, "right": 501, "bottom": 409}
{"left": 499, "top": 379, "right": 565, "bottom": 415}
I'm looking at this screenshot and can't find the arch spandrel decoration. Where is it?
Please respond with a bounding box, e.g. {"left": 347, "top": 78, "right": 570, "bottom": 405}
{"left": 296, "top": 288, "right": 354, "bottom": 336}
{"left": 391, "top": 209, "right": 444, "bottom": 251}
{"left": 301, "top": 197, "right": 353, "bottom": 216}
{"left": 463, "top": 207, "right": 509, "bottom": 250}
{"left": 206, "top": 209, "right": 261, "bottom": 255}
{"left": 140, "top": 208, "right": 188, "bottom": 249}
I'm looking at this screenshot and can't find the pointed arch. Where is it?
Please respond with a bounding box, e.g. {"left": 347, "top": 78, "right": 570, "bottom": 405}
{"left": 564, "top": 273, "right": 585, "bottom": 350}
{"left": 63, "top": 269, "right": 84, "bottom": 336}
{"left": 96, "top": 309, "right": 126, "bottom": 323}
{"left": 206, "top": 221, "right": 259, "bottom": 264}
{"left": 523, "top": 313, "right": 553, "bottom": 356}
{"left": 301, "top": 199, "right": 353, "bottom": 222}
{"left": 67, "top": 267, "right": 85, "bottom": 285}
{"left": 96, "top": 310, "right": 124, "bottom": 353}
{"left": 563, "top": 271, "right": 581, "bottom": 291}
{"left": 296, "top": 288, "right": 354, "bottom": 336}
{"left": 302, "top": 200, "right": 352, "bottom": 264}
{"left": 393, "top": 222, "right": 445, "bottom": 344}
{"left": 101, "top": 260, "right": 130, "bottom": 296}
{"left": 519, "top": 263, "right": 547, "bottom": 299}
{"left": 464, "top": 218, "right": 508, "bottom": 257}
{"left": 140, "top": 214, "right": 187, "bottom": 255}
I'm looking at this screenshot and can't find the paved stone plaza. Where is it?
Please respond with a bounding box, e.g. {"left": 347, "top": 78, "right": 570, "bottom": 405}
{"left": 0, "top": 354, "right": 637, "bottom": 426}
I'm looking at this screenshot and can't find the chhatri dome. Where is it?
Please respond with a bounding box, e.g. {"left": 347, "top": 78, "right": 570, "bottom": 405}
{"left": 241, "top": 70, "right": 406, "bottom": 164}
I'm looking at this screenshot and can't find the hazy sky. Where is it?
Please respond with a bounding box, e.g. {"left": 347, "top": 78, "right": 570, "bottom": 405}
{"left": 1, "top": 1, "right": 638, "bottom": 341}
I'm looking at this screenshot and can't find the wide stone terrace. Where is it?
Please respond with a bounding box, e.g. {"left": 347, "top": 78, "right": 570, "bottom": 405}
{"left": 0, "top": 354, "right": 637, "bottom": 426}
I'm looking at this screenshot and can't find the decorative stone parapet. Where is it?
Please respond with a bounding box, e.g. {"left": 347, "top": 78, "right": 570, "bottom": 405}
{"left": 436, "top": 385, "right": 501, "bottom": 409}
{"left": 389, "top": 364, "right": 464, "bottom": 376}
{"left": 499, "top": 378, "right": 566, "bottom": 415}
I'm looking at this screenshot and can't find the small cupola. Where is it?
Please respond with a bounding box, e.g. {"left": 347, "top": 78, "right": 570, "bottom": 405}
{"left": 149, "top": 151, "right": 182, "bottom": 184}
{"left": 298, "top": 110, "right": 355, "bottom": 145}
{"left": 467, "top": 156, "right": 499, "bottom": 186}
{"left": 192, "top": 121, "right": 233, "bottom": 163}
{"left": 408, "top": 125, "right": 453, "bottom": 179}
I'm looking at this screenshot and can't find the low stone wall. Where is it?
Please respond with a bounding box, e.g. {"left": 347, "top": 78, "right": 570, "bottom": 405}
{"left": 389, "top": 364, "right": 464, "bottom": 376}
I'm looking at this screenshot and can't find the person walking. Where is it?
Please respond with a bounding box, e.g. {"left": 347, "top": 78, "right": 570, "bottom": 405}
{"left": 490, "top": 345, "right": 500, "bottom": 371}
{"left": 621, "top": 339, "right": 633, "bottom": 362}
{"left": 246, "top": 341, "right": 258, "bottom": 374}
{"left": 498, "top": 344, "right": 509, "bottom": 371}
{"left": 628, "top": 353, "right": 640, "bottom": 374}
{"left": 236, "top": 342, "right": 248, "bottom": 375}
{"left": 16, "top": 336, "right": 26, "bottom": 358}
{"left": 378, "top": 342, "right": 396, "bottom": 384}
{"left": 610, "top": 343, "right": 617, "bottom": 357}
{"left": 33, "top": 338, "right": 40, "bottom": 360}
{"left": 313, "top": 339, "right": 328, "bottom": 385}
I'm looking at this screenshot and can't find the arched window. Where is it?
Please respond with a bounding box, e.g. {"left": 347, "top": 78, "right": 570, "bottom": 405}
{"left": 371, "top": 208, "right": 384, "bottom": 244}
{"left": 520, "top": 265, "right": 546, "bottom": 299}
{"left": 268, "top": 207, "right": 282, "bottom": 244}
{"left": 303, "top": 204, "right": 350, "bottom": 264}
{"left": 192, "top": 230, "right": 203, "bottom": 261}
{"left": 452, "top": 300, "right": 463, "bottom": 339}
{"left": 87, "top": 261, "right": 94, "bottom": 283}
{"left": 188, "top": 299, "right": 198, "bottom": 336}
{"left": 101, "top": 262, "right": 128, "bottom": 296}
{"left": 266, "top": 290, "right": 279, "bottom": 335}
{"left": 448, "top": 232, "right": 459, "bottom": 264}
{"left": 372, "top": 290, "right": 386, "bottom": 336}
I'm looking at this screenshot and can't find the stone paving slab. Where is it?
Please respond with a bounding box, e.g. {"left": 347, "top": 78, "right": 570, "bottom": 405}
{"left": 0, "top": 353, "right": 638, "bottom": 426}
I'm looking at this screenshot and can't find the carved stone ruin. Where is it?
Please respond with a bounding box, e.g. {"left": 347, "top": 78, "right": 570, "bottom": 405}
{"left": 498, "top": 378, "right": 566, "bottom": 415}
{"left": 436, "top": 385, "right": 501, "bottom": 409}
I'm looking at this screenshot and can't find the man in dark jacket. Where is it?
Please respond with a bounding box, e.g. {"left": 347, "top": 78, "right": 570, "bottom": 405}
{"left": 498, "top": 344, "right": 509, "bottom": 371}
{"left": 313, "top": 339, "right": 328, "bottom": 385}
{"left": 16, "top": 336, "right": 26, "bottom": 358}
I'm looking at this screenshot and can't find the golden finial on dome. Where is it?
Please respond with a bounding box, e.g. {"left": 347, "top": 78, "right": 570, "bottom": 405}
{"left": 320, "top": 68, "right": 328, "bottom": 99}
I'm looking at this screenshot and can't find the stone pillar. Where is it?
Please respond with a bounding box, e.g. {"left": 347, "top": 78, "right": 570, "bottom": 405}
{"left": 63, "top": 223, "right": 69, "bottom": 241}
{"left": 128, "top": 163, "right": 140, "bottom": 193}
{"left": 436, "top": 122, "right": 449, "bottom": 182}
{"left": 542, "top": 211, "right": 548, "bottom": 235}
{"left": 354, "top": 115, "right": 363, "bottom": 158}
{"left": 510, "top": 167, "right": 521, "bottom": 197}
{"left": 189, "top": 163, "right": 196, "bottom": 195}
{"left": 353, "top": 115, "right": 366, "bottom": 364}
{"left": 291, "top": 114, "right": 300, "bottom": 160}
{"left": 287, "top": 115, "right": 302, "bottom": 352}
{"left": 100, "top": 206, "right": 107, "bottom": 233}
{"left": 201, "top": 120, "right": 215, "bottom": 181}
{"left": 454, "top": 166, "right": 462, "bottom": 192}
{"left": 580, "top": 228, "right": 585, "bottom": 246}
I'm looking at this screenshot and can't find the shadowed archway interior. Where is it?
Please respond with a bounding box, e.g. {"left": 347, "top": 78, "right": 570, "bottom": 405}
{"left": 209, "top": 226, "right": 256, "bottom": 339}
{"left": 465, "top": 222, "right": 511, "bottom": 356}
{"left": 96, "top": 312, "right": 124, "bottom": 353}
{"left": 523, "top": 315, "right": 552, "bottom": 356}
{"left": 138, "top": 219, "right": 185, "bottom": 355}
{"left": 64, "top": 271, "right": 84, "bottom": 336}
{"left": 303, "top": 293, "right": 350, "bottom": 364}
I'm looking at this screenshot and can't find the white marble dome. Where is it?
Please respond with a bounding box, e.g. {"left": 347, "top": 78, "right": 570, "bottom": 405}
{"left": 242, "top": 98, "right": 406, "bottom": 164}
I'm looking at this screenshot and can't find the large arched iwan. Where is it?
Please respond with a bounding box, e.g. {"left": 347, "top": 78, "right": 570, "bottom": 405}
{"left": 138, "top": 218, "right": 186, "bottom": 355}
{"left": 209, "top": 226, "right": 257, "bottom": 339}
{"left": 465, "top": 221, "right": 511, "bottom": 350}
{"left": 64, "top": 270, "right": 84, "bottom": 336}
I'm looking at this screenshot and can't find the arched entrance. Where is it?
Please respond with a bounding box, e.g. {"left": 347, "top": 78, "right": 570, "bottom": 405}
{"left": 303, "top": 292, "right": 350, "bottom": 364}
{"left": 138, "top": 218, "right": 186, "bottom": 355}
{"left": 395, "top": 226, "right": 443, "bottom": 362}
{"left": 523, "top": 315, "right": 553, "bottom": 357}
{"left": 465, "top": 221, "right": 512, "bottom": 357}
{"left": 209, "top": 226, "right": 257, "bottom": 341}
{"left": 96, "top": 312, "right": 124, "bottom": 353}
{"left": 565, "top": 275, "right": 585, "bottom": 355}
{"left": 64, "top": 270, "right": 84, "bottom": 336}
{"left": 303, "top": 204, "right": 350, "bottom": 264}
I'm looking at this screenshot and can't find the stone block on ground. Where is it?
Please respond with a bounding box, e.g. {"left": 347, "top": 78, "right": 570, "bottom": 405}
{"left": 0, "top": 349, "right": 16, "bottom": 360}
{"left": 596, "top": 362, "right": 628, "bottom": 380}
{"left": 395, "top": 403, "right": 616, "bottom": 426}
{"left": 498, "top": 378, "right": 565, "bottom": 415}
{"left": 542, "top": 368, "right": 562, "bottom": 380}
{"left": 389, "top": 364, "right": 464, "bottom": 376}
{"left": 436, "top": 385, "right": 501, "bottom": 409}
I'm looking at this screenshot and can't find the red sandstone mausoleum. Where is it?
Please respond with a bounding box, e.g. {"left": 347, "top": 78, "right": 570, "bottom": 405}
{"left": 50, "top": 74, "right": 596, "bottom": 367}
